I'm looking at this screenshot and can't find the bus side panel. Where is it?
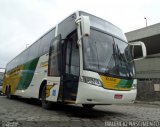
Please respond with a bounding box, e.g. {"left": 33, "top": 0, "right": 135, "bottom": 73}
{"left": 2, "top": 58, "right": 39, "bottom": 96}
{"left": 2, "top": 65, "right": 23, "bottom": 95}
{"left": 16, "top": 54, "right": 49, "bottom": 98}
{"left": 16, "top": 58, "right": 39, "bottom": 90}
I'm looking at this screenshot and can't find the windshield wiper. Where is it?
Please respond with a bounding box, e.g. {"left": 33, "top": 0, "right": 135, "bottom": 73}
{"left": 111, "top": 43, "right": 120, "bottom": 74}
{"left": 115, "top": 44, "right": 132, "bottom": 78}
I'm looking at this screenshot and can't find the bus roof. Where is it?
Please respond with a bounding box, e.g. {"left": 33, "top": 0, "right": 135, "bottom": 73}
{"left": 6, "top": 11, "right": 127, "bottom": 71}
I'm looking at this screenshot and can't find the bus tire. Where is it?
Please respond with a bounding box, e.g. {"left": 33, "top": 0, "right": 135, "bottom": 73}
{"left": 41, "top": 85, "right": 53, "bottom": 110}
{"left": 82, "top": 104, "right": 95, "bottom": 109}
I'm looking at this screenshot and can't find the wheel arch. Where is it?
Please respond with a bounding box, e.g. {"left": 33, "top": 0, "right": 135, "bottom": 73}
{"left": 38, "top": 80, "right": 47, "bottom": 99}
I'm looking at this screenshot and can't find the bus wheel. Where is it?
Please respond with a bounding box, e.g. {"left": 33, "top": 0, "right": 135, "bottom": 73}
{"left": 41, "top": 85, "right": 53, "bottom": 110}
{"left": 82, "top": 104, "right": 95, "bottom": 109}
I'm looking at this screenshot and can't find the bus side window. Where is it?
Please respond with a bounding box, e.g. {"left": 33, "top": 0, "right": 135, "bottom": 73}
{"left": 66, "top": 32, "right": 80, "bottom": 76}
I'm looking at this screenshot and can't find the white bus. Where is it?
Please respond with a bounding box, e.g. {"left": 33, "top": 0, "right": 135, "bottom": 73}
{"left": 2, "top": 11, "right": 146, "bottom": 109}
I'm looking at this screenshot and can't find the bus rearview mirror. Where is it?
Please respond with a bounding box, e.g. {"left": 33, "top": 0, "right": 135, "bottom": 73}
{"left": 76, "top": 16, "right": 90, "bottom": 37}
{"left": 129, "top": 41, "right": 147, "bottom": 61}
{"left": 81, "top": 16, "right": 90, "bottom": 36}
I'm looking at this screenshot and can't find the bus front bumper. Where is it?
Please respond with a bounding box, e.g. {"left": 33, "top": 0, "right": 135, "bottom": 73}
{"left": 76, "top": 82, "right": 137, "bottom": 105}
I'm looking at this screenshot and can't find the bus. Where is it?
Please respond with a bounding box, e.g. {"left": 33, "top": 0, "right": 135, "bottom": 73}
{"left": 2, "top": 11, "right": 146, "bottom": 109}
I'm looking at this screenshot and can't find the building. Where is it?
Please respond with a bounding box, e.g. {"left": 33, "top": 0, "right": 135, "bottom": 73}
{"left": 125, "top": 23, "right": 160, "bottom": 101}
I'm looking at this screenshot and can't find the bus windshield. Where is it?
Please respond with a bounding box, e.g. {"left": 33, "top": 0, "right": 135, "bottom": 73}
{"left": 83, "top": 28, "right": 134, "bottom": 79}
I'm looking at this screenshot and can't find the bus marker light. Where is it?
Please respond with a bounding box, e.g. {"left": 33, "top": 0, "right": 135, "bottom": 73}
{"left": 114, "top": 94, "right": 123, "bottom": 99}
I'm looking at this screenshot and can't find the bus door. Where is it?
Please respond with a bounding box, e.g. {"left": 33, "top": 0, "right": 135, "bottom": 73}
{"left": 60, "top": 31, "right": 80, "bottom": 103}
{"left": 47, "top": 35, "right": 62, "bottom": 102}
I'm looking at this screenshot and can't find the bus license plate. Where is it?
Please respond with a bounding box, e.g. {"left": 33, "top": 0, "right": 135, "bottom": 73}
{"left": 114, "top": 94, "right": 123, "bottom": 99}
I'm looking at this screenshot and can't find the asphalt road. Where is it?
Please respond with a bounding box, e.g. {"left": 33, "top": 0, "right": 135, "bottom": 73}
{"left": 0, "top": 96, "right": 160, "bottom": 127}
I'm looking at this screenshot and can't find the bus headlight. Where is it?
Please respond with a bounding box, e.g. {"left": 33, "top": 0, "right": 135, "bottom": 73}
{"left": 81, "top": 76, "right": 102, "bottom": 87}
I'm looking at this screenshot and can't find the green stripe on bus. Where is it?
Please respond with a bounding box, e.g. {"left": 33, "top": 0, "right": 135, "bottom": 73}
{"left": 116, "top": 79, "right": 133, "bottom": 88}
{"left": 16, "top": 58, "right": 39, "bottom": 90}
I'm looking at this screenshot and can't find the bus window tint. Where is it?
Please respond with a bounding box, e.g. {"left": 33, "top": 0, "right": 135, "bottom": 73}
{"left": 66, "top": 32, "right": 80, "bottom": 76}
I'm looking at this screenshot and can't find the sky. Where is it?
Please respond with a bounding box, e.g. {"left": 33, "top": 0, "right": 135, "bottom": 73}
{"left": 0, "top": 0, "right": 160, "bottom": 68}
